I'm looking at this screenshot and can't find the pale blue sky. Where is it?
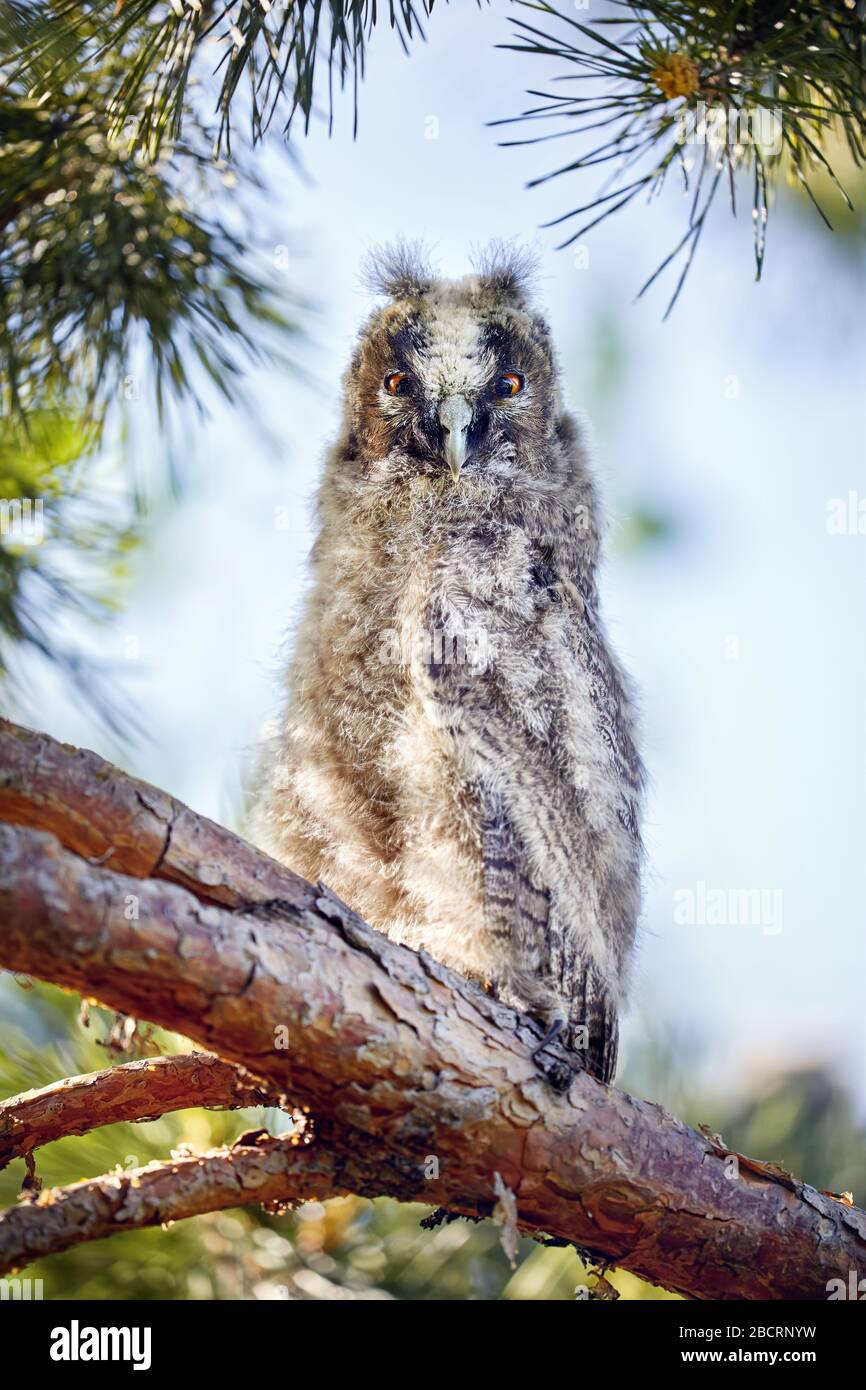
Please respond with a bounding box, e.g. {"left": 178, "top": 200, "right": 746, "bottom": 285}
{"left": 13, "top": 5, "right": 866, "bottom": 1110}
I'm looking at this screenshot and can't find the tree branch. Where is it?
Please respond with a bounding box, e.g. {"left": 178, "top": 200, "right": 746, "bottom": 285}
{"left": 0, "top": 719, "right": 863, "bottom": 1299}
{"left": 0, "top": 1053, "right": 291, "bottom": 1173}
{"left": 0, "top": 1131, "right": 418, "bottom": 1276}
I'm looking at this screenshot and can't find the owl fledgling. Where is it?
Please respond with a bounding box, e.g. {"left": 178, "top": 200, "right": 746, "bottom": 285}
{"left": 252, "top": 243, "right": 644, "bottom": 1083}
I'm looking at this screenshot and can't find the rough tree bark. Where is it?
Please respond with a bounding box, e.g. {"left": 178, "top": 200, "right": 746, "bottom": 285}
{"left": 0, "top": 1053, "right": 291, "bottom": 1172}
{"left": 0, "top": 719, "right": 862, "bottom": 1300}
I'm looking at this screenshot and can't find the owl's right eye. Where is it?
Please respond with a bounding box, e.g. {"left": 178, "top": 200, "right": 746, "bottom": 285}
{"left": 384, "top": 371, "right": 412, "bottom": 396}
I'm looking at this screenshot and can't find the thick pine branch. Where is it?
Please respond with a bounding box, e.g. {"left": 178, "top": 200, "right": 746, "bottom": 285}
{"left": 0, "top": 719, "right": 863, "bottom": 1299}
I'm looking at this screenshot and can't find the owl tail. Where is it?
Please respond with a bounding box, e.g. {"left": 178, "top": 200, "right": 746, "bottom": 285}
{"left": 562, "top": 961, "right": 619, "bottom": 1085}
{"left": 567, "top": 973, "right": 619, "bottom": 1078}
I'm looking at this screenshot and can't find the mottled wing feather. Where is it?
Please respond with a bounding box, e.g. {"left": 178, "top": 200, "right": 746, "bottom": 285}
{"left": 483, "top": 793, "right": 618, "bottom": 1083}
{"left": 483, "top": 791, "right": 550, "bottom": 952}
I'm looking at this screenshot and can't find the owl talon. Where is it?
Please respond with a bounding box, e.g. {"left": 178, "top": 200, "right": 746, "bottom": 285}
{"left": 531, "top": 1019, "right": 574, "bottom": 1093}
{"left": 531, "top": 1015, "right": 564, "bottom": 1058}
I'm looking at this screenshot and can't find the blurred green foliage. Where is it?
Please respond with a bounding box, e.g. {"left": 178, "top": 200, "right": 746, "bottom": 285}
{"left": 2, "top": 979, "right": 861, "bottom": 1301}
{"left": 0, "top": 90, "right": 289, "bottom": 425}
{"left": 0, "top": 409, "right": 141, "bottom": 730}
{"left": 0, "top": 2, "right": 296, "bottom": 719}
{"left": 786, "top": 128, "right": 866, "bottom": 245}
{"left": 1, "top": 2, "right": 293, "bottom": 426}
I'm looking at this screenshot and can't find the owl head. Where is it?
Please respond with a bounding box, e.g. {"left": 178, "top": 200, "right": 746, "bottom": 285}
{"left": 346, "top": 242, "right": 562, "bottom": 487}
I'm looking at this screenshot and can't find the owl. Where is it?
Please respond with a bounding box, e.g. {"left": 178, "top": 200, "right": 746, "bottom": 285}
{"left": 252, "top": 243, "right": 644, "bottom": 1083}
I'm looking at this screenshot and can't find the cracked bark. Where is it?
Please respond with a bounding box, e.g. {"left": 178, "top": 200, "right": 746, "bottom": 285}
{"left": 0, "top": 1132, "right": 418, "bottom": 1274}
{"left": 0, "top": 1053, "right": 291, "bottom": 1172}
{"left": 0, "top": 718, "right": 863, "bottom": 1299}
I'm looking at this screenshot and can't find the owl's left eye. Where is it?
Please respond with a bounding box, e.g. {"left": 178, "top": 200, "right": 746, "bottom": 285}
{"left": 494, "top": 372, "right": 525, "bottom": 398}
{"left": 384, "top": 371, "right": 412, "bottom": 396}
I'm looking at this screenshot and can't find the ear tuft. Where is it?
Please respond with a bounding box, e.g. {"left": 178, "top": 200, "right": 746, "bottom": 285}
{"left": 471, "top": 240, "right": 539, "bottom": 307}
{"left": 361, "top": 240, "right": 435, "bottom": 300}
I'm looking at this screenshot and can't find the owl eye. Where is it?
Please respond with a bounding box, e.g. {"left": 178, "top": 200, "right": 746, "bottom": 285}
{"left": 384, "top": 371, "right": 412, "bottom": 396}
{"left": 494, "top": 372, "right": 525, "bottom": 398}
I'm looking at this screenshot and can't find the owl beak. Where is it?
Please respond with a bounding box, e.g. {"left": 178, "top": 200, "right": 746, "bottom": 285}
{"left": 438, "top": 394, "right": 473, "bottom": 482}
